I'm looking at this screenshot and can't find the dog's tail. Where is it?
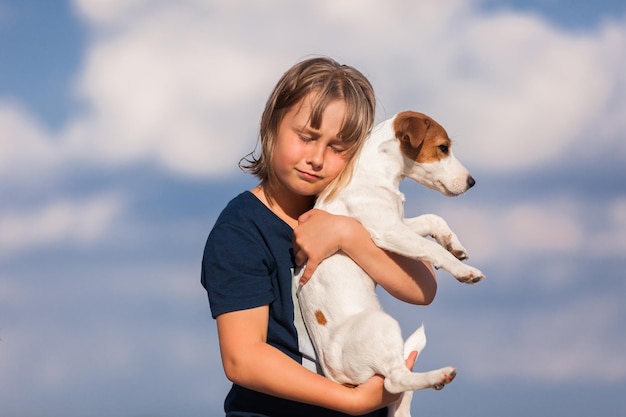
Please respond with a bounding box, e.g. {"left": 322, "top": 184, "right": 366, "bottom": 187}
{"left": 403, "top": 324, "right": 426, "bottom": 359}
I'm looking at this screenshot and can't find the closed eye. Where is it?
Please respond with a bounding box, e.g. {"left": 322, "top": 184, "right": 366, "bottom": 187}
{"left": 330, "top": 145, "right": 348, "bottom": 154}
{"left": 299, "top": 133, "right": 313, "bottom": 143}
{"left": 327, "top": 138, "right": 349, "bottom": 154}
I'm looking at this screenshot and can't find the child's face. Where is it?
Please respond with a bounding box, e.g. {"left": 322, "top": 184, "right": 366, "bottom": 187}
{"left": 272, "top": 94, "right": 349, "bottom": 199}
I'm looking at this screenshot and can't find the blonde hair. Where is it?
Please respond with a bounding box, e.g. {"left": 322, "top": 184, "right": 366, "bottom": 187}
{"left": 240, "top": 56, "right": 375, "bottom": 202}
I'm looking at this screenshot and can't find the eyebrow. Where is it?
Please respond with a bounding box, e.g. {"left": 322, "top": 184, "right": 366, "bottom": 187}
{"left": 296, "top": 125, "right": 319, "bottom": 136}
{"left": 302, "top": 126, "right": 346, "bottom": 143}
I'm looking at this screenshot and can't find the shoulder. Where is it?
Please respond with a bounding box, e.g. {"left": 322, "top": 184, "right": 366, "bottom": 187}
{"left": 208, "top": 192, "right": 265, "bottom": 248}
{"left": 216, "top": 191, "right": 259, "bottom": 221}
{"left": 214, "top": 191, "right": 290, "bottom": 239}
{"left": 215, "top": 191, "right": 277, "bottom": 228}
{"left": 206, "top": 191, "right": 292, "bottom": 259}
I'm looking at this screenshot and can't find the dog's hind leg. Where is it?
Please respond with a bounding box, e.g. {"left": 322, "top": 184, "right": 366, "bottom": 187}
{"left": 324, "top": 310, "right": 407, "bottom": 385}
{"left": 384, "top": 365, "right": 457, "bottom": 394}
{"left": 384, "top": 325, "right": 456, "bottom": 394}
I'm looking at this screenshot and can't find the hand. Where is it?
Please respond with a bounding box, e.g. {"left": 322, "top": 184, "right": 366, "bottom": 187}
{"left": 293, "top": 209, "right": 357, "bottom": 284}
{"left": 345, "top": 350, "right": 419, "bottom": 414}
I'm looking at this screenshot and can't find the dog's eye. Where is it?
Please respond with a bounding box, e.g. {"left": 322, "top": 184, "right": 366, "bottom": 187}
{"left": 438, "top": 144, "right": 449, "bottom": 154}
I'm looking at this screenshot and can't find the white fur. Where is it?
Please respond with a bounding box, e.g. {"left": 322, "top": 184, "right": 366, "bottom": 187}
{"left": 296, "top": 112, "right": 484, "bottom": 417}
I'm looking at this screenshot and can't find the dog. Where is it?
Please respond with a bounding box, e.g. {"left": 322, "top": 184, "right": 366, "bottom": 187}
{"left": 295, "top": 111, "right": 484, "bottom": 417}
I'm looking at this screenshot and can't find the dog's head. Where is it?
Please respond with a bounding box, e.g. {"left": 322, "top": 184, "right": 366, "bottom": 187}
{"left": 393, "top": 111, "right": 475, "bottom": 196}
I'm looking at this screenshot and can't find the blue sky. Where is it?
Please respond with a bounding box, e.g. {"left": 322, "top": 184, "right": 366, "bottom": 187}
{"left": 1, "top": 1, "right": 625, "bottom": 416}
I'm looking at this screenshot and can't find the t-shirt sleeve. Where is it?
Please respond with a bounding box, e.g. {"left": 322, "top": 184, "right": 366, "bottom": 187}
{"left": 201, "top": 221, "right": 275, "bottom": 318}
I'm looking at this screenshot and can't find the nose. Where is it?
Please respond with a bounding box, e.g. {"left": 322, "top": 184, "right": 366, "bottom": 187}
{"left": 307, "top": 142, "right": 324, "bottom": 169}
{"left": 467, "top": 176, "right": 476, "bottom": 188}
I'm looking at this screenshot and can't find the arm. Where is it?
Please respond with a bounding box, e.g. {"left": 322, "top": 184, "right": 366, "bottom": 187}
{"left": 293, "top": 209, "right": 437, "bottom": 305}
{"left": 217, "top": 306, "right": 405, "bottom": 415}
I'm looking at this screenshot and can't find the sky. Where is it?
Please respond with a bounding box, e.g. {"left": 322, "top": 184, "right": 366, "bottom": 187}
{"left": 0, "top": 0, "right": 625, "bottom": 416}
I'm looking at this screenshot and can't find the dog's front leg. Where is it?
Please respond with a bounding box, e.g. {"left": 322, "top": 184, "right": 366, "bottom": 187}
{"left": 403, "top": 214, "right": 468, "bottom": 260}
{"left": 371, "top": 223, "right": 484, "bottom": 284}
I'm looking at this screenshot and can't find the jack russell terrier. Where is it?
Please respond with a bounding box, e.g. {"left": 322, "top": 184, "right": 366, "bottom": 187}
{"left": 294, "top": 111, "right": 484, "bottom": 417}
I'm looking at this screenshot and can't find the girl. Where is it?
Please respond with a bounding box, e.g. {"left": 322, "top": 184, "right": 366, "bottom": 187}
{"left": 202, "top": 56, "right": 437, "bottom": 417}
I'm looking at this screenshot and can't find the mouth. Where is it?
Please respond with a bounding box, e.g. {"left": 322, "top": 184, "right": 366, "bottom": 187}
{"left": 442, "top": 189, "right": 461, "bottom": 197}
{"left": 296, "top": 169, "right": 322, "bottom": 182}
{"left": 433, "top": 179, "right": 470, "bottom": 197}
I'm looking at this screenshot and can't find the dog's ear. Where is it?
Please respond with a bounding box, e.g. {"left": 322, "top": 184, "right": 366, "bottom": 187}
{"left": 396, "top": 115, "right": 430, "bottom": 149}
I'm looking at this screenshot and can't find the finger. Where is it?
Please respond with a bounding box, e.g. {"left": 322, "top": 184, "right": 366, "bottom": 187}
{"left": 299, "top": 261, "right": 318, "bottom": 285}
{"left": 405, "top": 350, "right": 418, "bottom": 370}
{"left": 297, "top": 209, "right": 315, "bottom": 225}
{"left": 294, "top": 247, "right": 307, "bottom": 267}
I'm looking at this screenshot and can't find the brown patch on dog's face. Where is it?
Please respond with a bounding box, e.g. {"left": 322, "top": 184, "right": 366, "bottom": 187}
{"left": 315, "top": 310, "right": 327, "bottom": 325}
{"left": 394, "top": 111, "right": 452, "bottom": 163}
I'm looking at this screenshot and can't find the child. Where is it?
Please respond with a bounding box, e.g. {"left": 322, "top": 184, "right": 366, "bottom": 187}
{"left": 201, "top": 56, "right": 437, "bottom": 417}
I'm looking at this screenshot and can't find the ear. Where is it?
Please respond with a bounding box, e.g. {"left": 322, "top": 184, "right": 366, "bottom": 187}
{"left": 396, "top": 115, "right": 430, "bottom": 149}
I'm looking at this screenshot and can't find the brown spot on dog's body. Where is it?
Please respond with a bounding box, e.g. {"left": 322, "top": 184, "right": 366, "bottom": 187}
{"left": 394, "top": 111, "right": 452, "bottom": 164}
{"left": 315, "top": 310, "right": 327, "bottom": 325}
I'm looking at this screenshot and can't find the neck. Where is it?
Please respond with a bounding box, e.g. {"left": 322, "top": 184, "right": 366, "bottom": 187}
{"left": 252, "top": 184, "right": 314, "bottom": 228}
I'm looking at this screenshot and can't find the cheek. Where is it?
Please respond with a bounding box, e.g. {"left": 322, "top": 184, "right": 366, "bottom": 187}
{"left": 274, "top": 136, "right": 303, "bottom": 167}
{"left": 324, "top": 153, "right": 348, "bottom": 178}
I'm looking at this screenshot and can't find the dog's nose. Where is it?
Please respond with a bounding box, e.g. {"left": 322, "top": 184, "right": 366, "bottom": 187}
{"left": 467, "top": 176, "right": 475, "bottom": 188}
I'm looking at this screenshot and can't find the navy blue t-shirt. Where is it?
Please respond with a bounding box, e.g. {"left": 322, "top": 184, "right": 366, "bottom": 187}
{"left": 201, "top": 191, "right": 386, "bottom": 417}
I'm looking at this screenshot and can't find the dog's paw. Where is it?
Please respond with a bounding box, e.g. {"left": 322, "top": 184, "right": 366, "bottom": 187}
{"left": 446, "top": 242, "right": 468, "bottom": 261}
{"left": 441, "top": 234, "right": 468, "bottom": 261}
{"left": 454, "top": 265, "right": 484, "bottom": 284}
{"left": 431, "top": 367, "right": 456, "bottom": 390}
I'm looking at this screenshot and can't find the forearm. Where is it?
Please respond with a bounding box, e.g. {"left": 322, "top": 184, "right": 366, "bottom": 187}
{"left": 217, "top": 308, "right": 393, "bottom": 415}
{"left": 340, "top": 220, "right": 437, "bottom": 305}
{"left": 224, "top": 341, "right": 364, "bottom": 414}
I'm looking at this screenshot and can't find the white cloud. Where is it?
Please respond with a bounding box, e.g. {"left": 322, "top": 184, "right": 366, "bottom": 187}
{"left": 64, "top": 0, "right": 626, "bottom": 176}
{"left": 434, "top": 195, "right": 626, "bottom": 266}
{"left": 65, "top": 3, "right": 281, "bottom": 177}
{"left": 0, "top": 0, "right": 623, "bottom": 182}
{"left": 5, "top": 0, "right": 618, "bottom": 264}
{"left": 588, "top": 196, "right": 626, "bottom": 258}
{"left": 0, "top": 263, "right": 219, "bottom": 400}
{"left": 0, "top": 274, "right": 25, "bottom": 306}
{"left": 456, "top": 293, "right": 626, "bottom": 383}
{"left": 429, "top": 197, "right": 586, "bottom": 268}
{"left": 383, "top": 283, "right": 626, "bottom": 384}
{"left": 0, "top": 102, "right": 60, "bottom": 182}
{"left": 1, "top": 4, "right": 624, "bottom": 415}
{"left": 413, "top": 12, "right": 623, "bottom": 172}
{"left": 0, "top": 193, "right": 124, "bottom": 255}
{"left": 503, "top": 201, "right": 583, "bottom": 252}
{"left": 71, "top": 0, "right": 157, "bottom": 25}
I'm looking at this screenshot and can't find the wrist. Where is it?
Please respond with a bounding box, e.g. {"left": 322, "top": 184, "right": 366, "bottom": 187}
{"left": 340, "top": 385, "right": 368, "bottom": 416}
{"left": 341, "top": 377, "right": 388, "bottom": 416}
{"left": 337, "top": 216, "right": 366, "bottom": 254}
